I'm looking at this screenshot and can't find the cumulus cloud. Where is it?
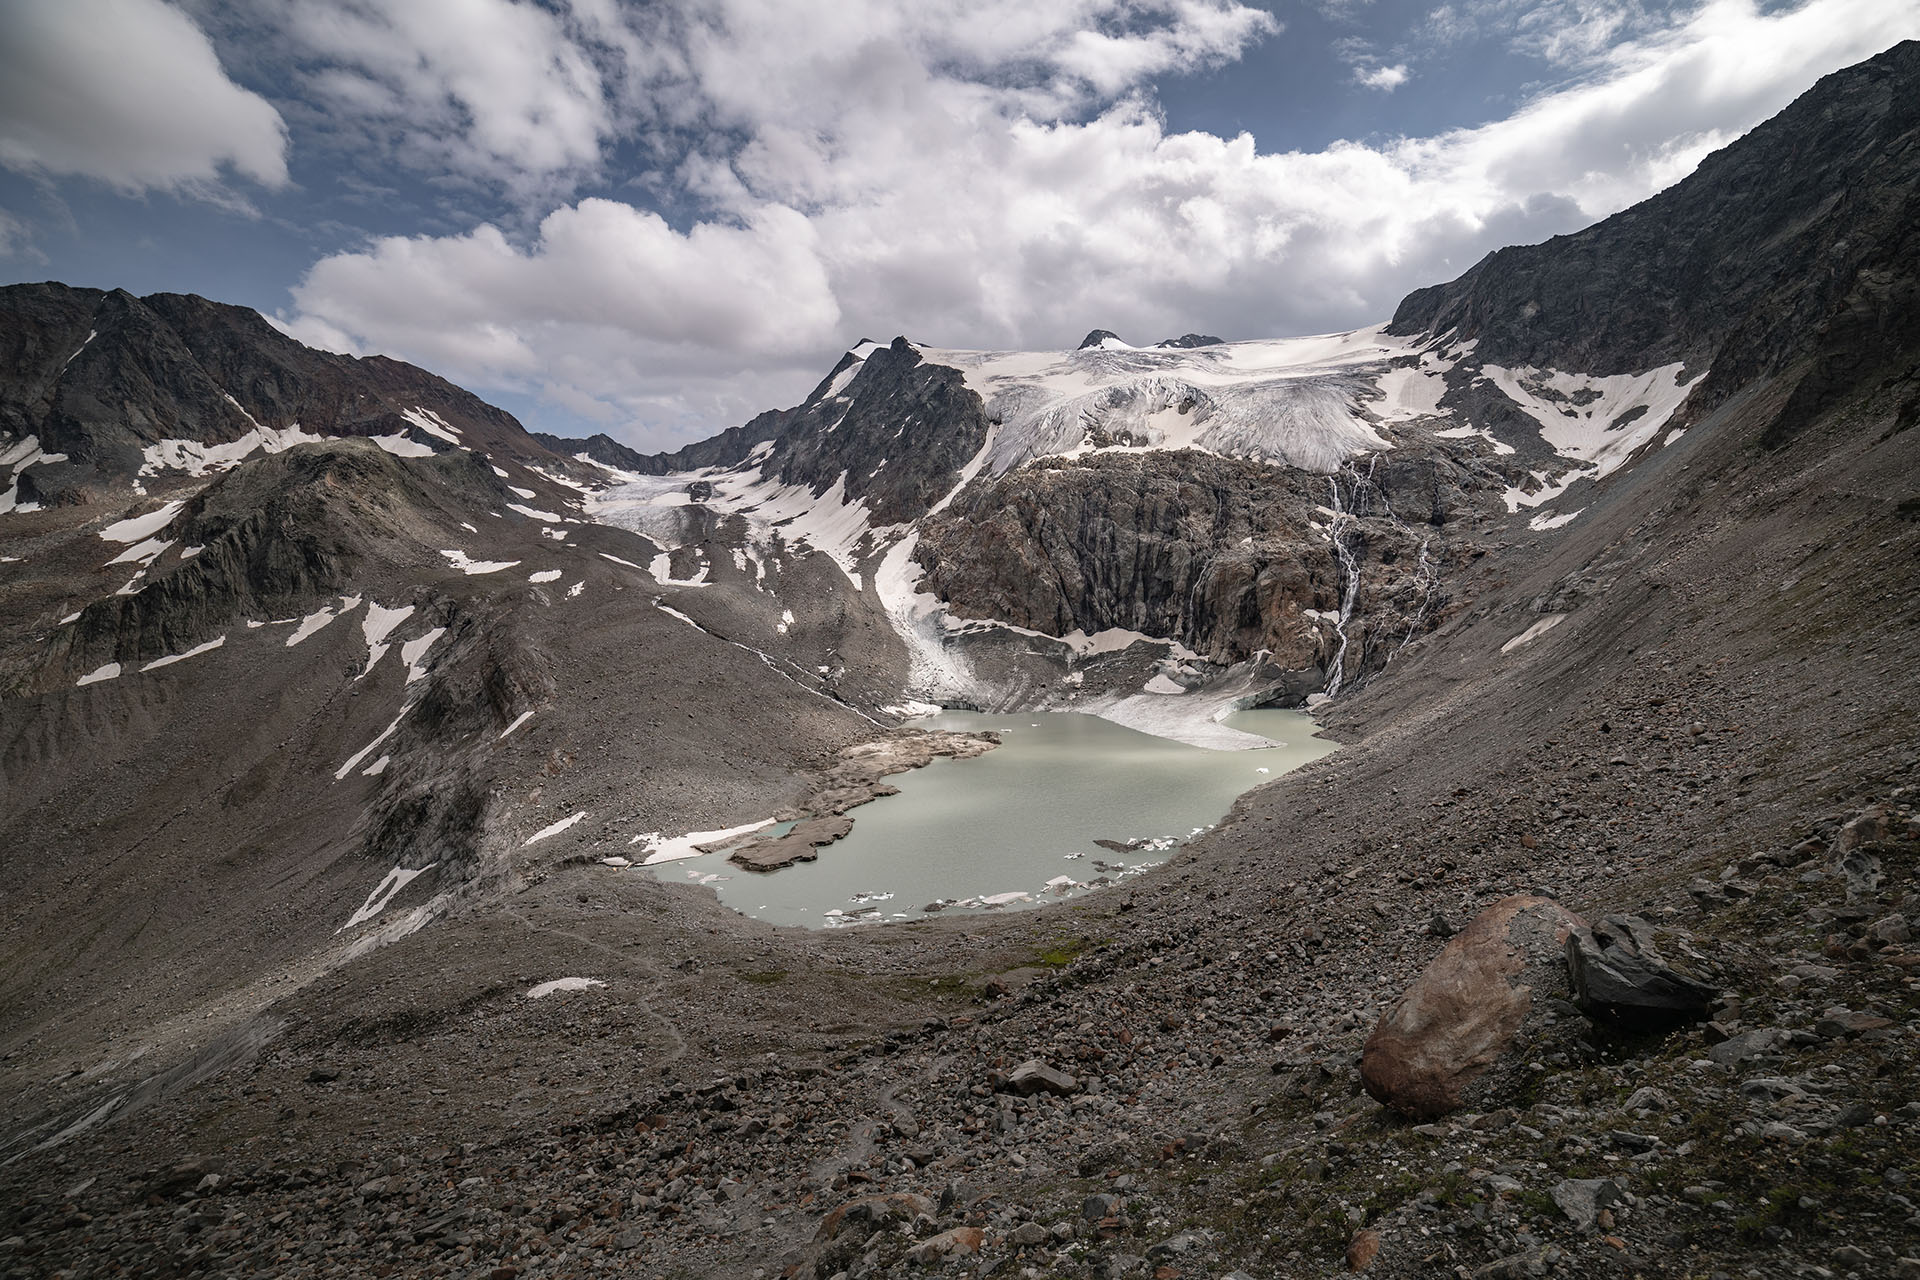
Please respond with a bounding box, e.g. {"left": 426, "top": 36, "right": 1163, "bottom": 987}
{"left": 278, "top": 0, "right": 1920, "bottom": 449}
{"left": 264, "top": 0, "right": 642, "bottom": 201}
{"left": 1353, "top": 63, "right": 1411, "bottom": 89}
{"left": 0, "top": 0, "right": 287, "bottom": 195}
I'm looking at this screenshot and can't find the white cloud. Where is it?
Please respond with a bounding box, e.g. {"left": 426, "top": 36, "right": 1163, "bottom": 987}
{"left": 0, "top": 209, "right": 44, "bottom": 261}
{"left": 269, "top": 0, "right": 637, "bottom": 200}
{"left": 1353, "top": 63, "right": 1411, "bottom": 89}
{"left": 281, "top": 0, "right": 1920, "bottom": 450}
{"left": 0, "top": 0, "right": 287, "bottom": 195}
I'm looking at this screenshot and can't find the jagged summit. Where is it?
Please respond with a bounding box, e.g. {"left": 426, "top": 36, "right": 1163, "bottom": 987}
{"left": 1076, "top": 328, "right": 1125, "bottom": 350}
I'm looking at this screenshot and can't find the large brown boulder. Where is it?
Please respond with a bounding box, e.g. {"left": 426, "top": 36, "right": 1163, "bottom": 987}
{"left": 1360, "top": 895, "right": 1585, "bottom": 1118}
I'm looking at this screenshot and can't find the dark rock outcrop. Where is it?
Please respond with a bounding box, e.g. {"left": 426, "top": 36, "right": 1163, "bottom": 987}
{"left": 1154, "top": 334, "right": 1224, "bottom": 349}
{"left": 1078, "top": 329, "right": 1124, "bottom": 350}
{"left": 1566, "top": 915, "right": 1719, "bottom": 1028}
{"left": 759, "top": 338, "right": 993, "bottom": 526}
{"left": 22, "top": 440, "right": 511, "bottom": 692}
{"left": 914, "top": 450, "right": 1472, "bottom": 674}
{"left": 1360, "top": 895, "right": 1586, "bottom": 1119}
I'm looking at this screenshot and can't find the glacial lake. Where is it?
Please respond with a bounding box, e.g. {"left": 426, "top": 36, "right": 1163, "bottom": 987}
{"left": 647, "top": 709, "right": 1336, "bottom": 929}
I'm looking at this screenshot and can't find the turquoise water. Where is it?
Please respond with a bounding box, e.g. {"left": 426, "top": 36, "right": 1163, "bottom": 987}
{"left": 648, "top": 708, "right": 1335, "bottom": 929}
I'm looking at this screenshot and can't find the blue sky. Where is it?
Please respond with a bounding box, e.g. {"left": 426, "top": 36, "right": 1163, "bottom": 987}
{"left": 2, "top": 0, "right": 1914, "bottom": 450}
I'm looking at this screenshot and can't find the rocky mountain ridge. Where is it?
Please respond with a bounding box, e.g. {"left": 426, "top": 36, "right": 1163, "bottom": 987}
{"left": 0, "top": 282, "right": 592, "bottom": 509}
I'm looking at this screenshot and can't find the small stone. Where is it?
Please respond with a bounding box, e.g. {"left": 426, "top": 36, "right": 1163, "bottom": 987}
{"left": 1549, "top": 1178, "right": 1623, "bottom": 1231}
{"left": 1816, "top": 1010, "right": 1894, "bottom": 1038}
{"left": 907, "top": 1226, "right": 983, "bottom": 1264}
{"left": 1347, "top": 1227, "right": 1381, "bottom": 1271}
{"left": 1009, "top": 1222, "right": 1049, "bottom": 1247}
{"left": 1004, "top": 1059, "right": 1079, "bottom": 1096}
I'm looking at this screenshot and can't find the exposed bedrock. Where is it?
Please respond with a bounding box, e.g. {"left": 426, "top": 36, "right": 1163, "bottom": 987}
{"left": 912, "top": 449, "right": 1483, "bottom": 683}
{"left": 19, "top": 441, "right": 513, "bottom": 693}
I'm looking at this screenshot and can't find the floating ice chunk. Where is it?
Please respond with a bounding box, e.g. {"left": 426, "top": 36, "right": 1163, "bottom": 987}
{"left": 77, "top": 662, "right": 121, "bottom": 686}
{"left": 145, "top": 636, "right": 225, "bottom": 670}
{"left": 525, "top": 811, "right": 588, "bottom": 845}
{"left": 980, "top": 891, "right": 1031, "bottom": 906}
{"left": 528, "top": 569, "right": 561, "bottom": 583}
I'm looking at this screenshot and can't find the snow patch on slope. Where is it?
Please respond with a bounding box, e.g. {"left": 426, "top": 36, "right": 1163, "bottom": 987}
{"left": 141, "top": 424, "right": 324, "bottom": 477}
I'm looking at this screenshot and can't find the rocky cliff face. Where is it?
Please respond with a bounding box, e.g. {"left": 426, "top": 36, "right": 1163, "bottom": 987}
{"left": 914, "top": 449, "right": 1485, "bottom": 689}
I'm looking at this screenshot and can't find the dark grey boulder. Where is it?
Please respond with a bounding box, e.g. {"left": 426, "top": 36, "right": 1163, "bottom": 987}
{"left": 1565, "top": 915, "right": 1717, "bottom": 1027}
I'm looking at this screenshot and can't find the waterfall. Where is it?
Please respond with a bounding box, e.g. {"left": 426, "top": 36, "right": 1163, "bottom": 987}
{"left": 1323, "top": 468, "right": 1364, "bottom": 698}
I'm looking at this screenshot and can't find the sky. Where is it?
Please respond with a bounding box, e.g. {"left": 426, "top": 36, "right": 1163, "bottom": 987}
{"left": 1, "top": 1, "right": 1914, "bottom": 452}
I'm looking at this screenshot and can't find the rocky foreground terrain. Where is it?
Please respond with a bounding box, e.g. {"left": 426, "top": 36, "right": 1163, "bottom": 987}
{"left": 1, "top": 40, "right": 1918, "bottom": 1280}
